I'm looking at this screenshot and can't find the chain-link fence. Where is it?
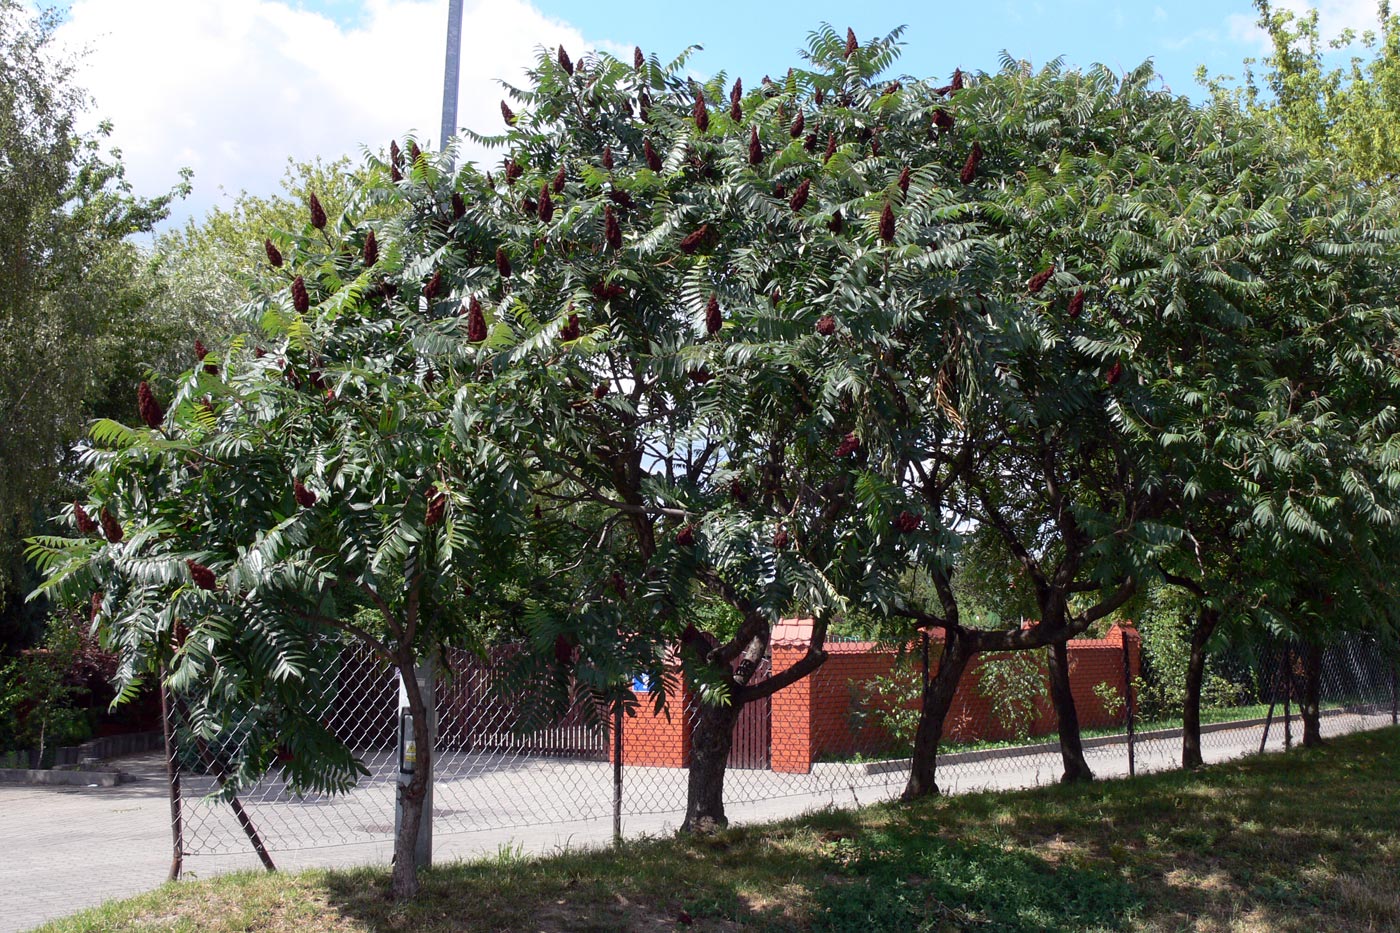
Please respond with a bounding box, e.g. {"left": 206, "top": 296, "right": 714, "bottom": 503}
{"left": 166, "top": 625, "right": 1399, "bottom": 865}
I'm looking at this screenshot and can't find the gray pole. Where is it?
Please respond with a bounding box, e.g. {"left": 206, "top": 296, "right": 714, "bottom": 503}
{"left": 440, "top": 0, "right": 464, "bottom": 152}
{"left": 395, "top": 658, "right": 435, "bottom": 870}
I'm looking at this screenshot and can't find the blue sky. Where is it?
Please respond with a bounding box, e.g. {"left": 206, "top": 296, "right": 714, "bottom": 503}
{"left": 40, "top": 0, "right": 1381, "bottom": 229}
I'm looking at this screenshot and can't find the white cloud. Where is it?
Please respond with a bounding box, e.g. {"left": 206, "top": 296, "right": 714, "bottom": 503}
{"left": 54, "top": 0, "right": 608, "bottom": 227}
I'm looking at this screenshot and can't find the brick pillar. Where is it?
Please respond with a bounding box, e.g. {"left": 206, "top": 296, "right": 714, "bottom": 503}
{"left": 616, "top": 669, "right": 691, "bottom": 768}
{"left": 770, "top": 636, "right": 815, "bottom": 774}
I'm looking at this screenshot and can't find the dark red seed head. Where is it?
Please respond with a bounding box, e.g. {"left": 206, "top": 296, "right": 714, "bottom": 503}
{"left": 816, "top": 314, "right": 837, "bottom": 335}
{"left": 264, "top": 238, "right": 283, "bottom": 268}
{"left": 1069, "top": 289, "right": 1085, "bottom": 319}
{"left": 292, "top": 276, "right": 310, "bottom": 314}
{"left": 692, "top": 96, "right": 709, "bottom": 132}
{"left": 363, "top": 229, "right": 378, "bottom": 267}
{"left": 390, "top": 140, "right": 402, "bottom": 169}
{"left": 308, "top": 193, "right": 327, "bottom": 230}
{"left": 679, "top": 224, "right": 708, "bottom": 254}
{"left": 815, "top": 87, "right": 826, "bottom": 106}
{"left": 773, "top": 527, "right": 790, "bottom": 549}
{"left": 186, "top": 559, "right": 217, "bottom": 592}
{"left": 845, "top": 27, "right": 858, "bottom": 58}
{"left": 898, "top": 166, "right": 911, "bottom": 197}
{"left": 676, "top": 524, "right": 696, "bottom": 547}
{"left": 195, "top": 339, "right": 208, "bottom": 361}
{"left": 294, "top": 480, "right": 317, "bottom": 509}
{"left": 538, "top": 183, "right": 554, "bottom": 223}
{"left": 561, "top": 312, "right": 581, "bottom": 342}
{"left": 784, "top": 112, "right": 801, "bottom": 140}
{"left": 496, "top": 246, "right": 512, "bottom": 278}
{"left": 604, "top": 206, "right": 622, "bottom": 250}
{"left": 894, "top": 510, "right": 923, "bottom": 533}
{"left": 729, "top": 479, "right": 749, "bottom": 504}
{"left": 829, "top": 209, "right": 844, "bottom": 234}
{"left": 602, "top": 145, "right": 614, "bottom": 171}
{"left": 644, "top": 138, "right": 663, "bottom": 173}
{"left": 1106, "top": 362, "right": 1124, "bottom": 386}
{"left": 790, "top": 179, "right": 810, "bottom": 213}
{"left": 554, "top": 633, "right": 574, "bottom": 666}
{"left": 730, "top": 78, "right": 743, "bottom": 121}
{"left": 933, "top": 108, "right": 955, "bottom": 130}
{"left": 879, "top": 203, "right": 896, "bottom": 244}
{"left": 730, "top": 77, "right": 742, "bottom": 106}
{"left": 1028, "top": 267, "right": 1054, "bottom": 294}
{"left": 505, "top": 157, "right": 522, "bottom": 185}
{"left": 424, "top": 269, "right": 442, "bottom": 303}
{"left": 90, "top": 591, "right": 102, "bottom": 622}
{"left": 391, "top": 162, "right": 403, "bottom": 183}
{"left": 409, "top": 141, "right": 421, "bottom": 164}
{"left": 100, "top": 509, "right": 123, "bottom": 543}
{"left": 870, "top": 131, "right": 881, "bottom": 157}
{"left": 773, "top": 183, "right": 786, "bottom": 200}
{"left": 137, "top": 381, "right": 164, "bottom": 430}
{"left": 835, "top": 431, "right": 861, "bottom": 457}
{"left": 452, "top": 191, "right": 466, "bottom": 220}
{"left": 254, "top": 346, "right": 267, "bottom": 358}
{"left": 553, "top": 165, "right": 566, "bottom": 194}
{"left": 960, "top": 142, "right": 982, "bottom": 184}
{"left": 748, "top": 126, "right": 763, "bottom": 166}
{"left": 594, "top": 382, "right": 609, "bottom": 399}
{"left": 467, "top": 297, "right": 487, "bottom": 342}
{"left": 426, "top": 489, "right": 447, "bottom": 526}
{"left": 804, "top": 132, "right": 818, "bottom": 152}
{"left": 73, "top": 502, "right": 97, "bottom": 534}
{"left": 688, "top": 368, "right": 713, "bottom": 384}
{"left": 557, "top": 45, "right": 573, "bottom": 75}
{"left": 501, "top": 100, "right": 516, "bottom": 126}
{"left": 634, "top": 46, "right": 645, "bottom": 71}
{"left": 824, "top": 133, "right": 837, "bottom": 163}
{"left": 951, "top": 68, "right": 964, "bottom": 92}
{"left": 705, "top": 295, "right": 722, "bottom": 335}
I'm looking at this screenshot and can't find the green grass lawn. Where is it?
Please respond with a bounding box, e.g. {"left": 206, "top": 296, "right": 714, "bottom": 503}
{"left": 36, "top": 727, "right": 1400, "bottom": 932}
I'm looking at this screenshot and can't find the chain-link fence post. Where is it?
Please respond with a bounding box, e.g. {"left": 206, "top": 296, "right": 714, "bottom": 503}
{"left": 1120, "top": 626, "right": 1136, "bottom": 777}
{"left": 396, "top": 654, "right": 435, "bottom": 870}
{"left": 1390, "top": 659, "right": 1397, "bottom": 726}
{"left": 1283, "top": 642, "right": 1293, "bottom": 750}
{"left": 612, "top": 698, "right": 624, "bottom": 845}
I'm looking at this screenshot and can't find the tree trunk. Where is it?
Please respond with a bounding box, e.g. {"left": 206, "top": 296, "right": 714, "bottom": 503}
{"left": 1300, "top": 641, "right": 1324, "bottom": 748}
{"left": 902, "top": 632, "right": 972, "bottom": 800}
{"left": 390, "top": 659, "right": 432, "bottom": 900}
{"left": 682, "top": 699, "right": 741, "bottom": 833}
{"left": 1047, "top": 639, "right": 1093, "bottom": 783}
{"left": 1182, "top": 609, "right": 1220, "bottom": 769}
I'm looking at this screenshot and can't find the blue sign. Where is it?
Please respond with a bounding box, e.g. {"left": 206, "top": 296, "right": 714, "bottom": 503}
{"left": 631, "top": 673, "right": 652, "bottom": 693}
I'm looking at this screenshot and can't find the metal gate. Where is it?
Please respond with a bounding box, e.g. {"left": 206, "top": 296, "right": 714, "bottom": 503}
{"left": 726, "top": 657, "right": 771, "bottom": 769}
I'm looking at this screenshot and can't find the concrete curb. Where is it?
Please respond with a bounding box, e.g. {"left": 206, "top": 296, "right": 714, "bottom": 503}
{"left": 857, "top": 708, "right": 1352, "bottom": 775}
{"left": 0, "top": 768, "right": 134, "bottom": 788}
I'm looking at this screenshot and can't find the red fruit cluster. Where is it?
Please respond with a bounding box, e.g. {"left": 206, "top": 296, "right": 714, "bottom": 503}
{"left": 73, "top": 502, "right": 97, "bottom": 534}
{"left": 1028, "top": 266, "right": 1054, "bottom": 294}
{"left": 748, "top": 126, "right": 763, "bottom": 166}
{"left": 951, "top": 68, "right": 965, "bottom": 92}
{"left": 705, "top": 295, "right": 722, "bottom": 335}
{"left": 138, "top": 381, "right": 164, "bottom": 430}
{"left": 693, "top": 96, "right": 709, "bottom": 132}
{"left": 879, "top": 203, "right": 896, "bottom": 244}
{"left": 676, "top": 524, "right": 696, "bottom": 546}
{"left": 729, "top": 479, "right": 749, "bottom": 504}
{"left": 466, "top": 297, "right": 488, "bottom": 342}
{"left": 815, "top": 87, "right": 826, "bottom": 106}
{"left": 592, "top": 281, "right": 625, "bottom": 301}
{"left": 294, "top": 480, "right": 317, "bottom": 509}
{"left": 308, "top": 193, "right": 327, "bottom": 230}
{"left": 426, "top": 489, "right": 447, "bottom": 526}
{"left": 1068, "top": 289, "right": 1085, "bottom": 319}
{"left": 424, "top": 269, "right": 442, "bottom": 303}
{"left": 1106, "top": 362, "right": 1124, "bottom": 386}
{"left": 195, "top": 339, "right": 209, "bottom": 361}
{"left": 824, "top": 133, "right": 837, "bottom": 163}
{"left": 552, "top": 165, "right": 566, "bottom": 194}
{"left": 363, "top": 229, "right": 378, "bottom": 267}
{"left": 933, "top": 109, "right": 955, "bottom": 130}
{"left": 604, "top": 206, "right": 622, "bottom": 250}
{"left": 561, "top": 312, "right": 581, "bottom": 342}
{"left": 100, "top": 509, "right": 123, "bottom": 543}
{"left": 894, "top": 510, "right": 923, "bottom": 533}
{"left": 292, "top": 276, "right": 310, "bottom": 314}
{"left": 829, "top": 209, "right": 844, "bottom": 234}
{"left": 680, "top": 224, "right": 709, "bottom": 254}
{"left": 186, "top": 559, "right": 217, "bottom": 591}
{"left": 264, "top": 239, "right": 283, "bottom": 268}
{"left": 644, "top": 138, "right": 663, "bottom": 173}
{"left": 601, "top": 145, "right": 614, "bottom": 171}
{"left": 593, "top": 383, "right": 609, "bottom": 400}
{"left": 557, "top": 45, "right": 573, "bottom": 75}
{"left": 898, "top": 166, "right": 911, "bottom": 197}
{"left": 816, "top": 314, "right": 837, "bottom": 335}
{"left": 845, "top": 27, "right": 858, "bottom": 58}
{"left": 790, "top": 179, "right": 810, "bottom": 213}
{"left": 961, "top": 142, "right": 983, "bottom": 184}
{"left": 505, "top": 158, "right": 523, "bottom": 185}
{"left": 501, "top": 100, "right": 516, "bottom": 126}
{"left": 496, "top": 247, "right": 512, "bottom": 278}
{"left": 773, "top": 527, "right": 790, "bottom": 549}
{"left": 729, "top": 78, "right": 743, "bottom": 122}
{"left": 452, "top": 191, "right": 466, "bottom": 220}
{"left": 688, "top": 368, "right": 713, "bottom": 384}
{"left": 634, "top": 46, "right": 645, "bottom": 71}
{"left": 789, "top": 111, "right": 805, "bottom": 138}
{"left": 835, "top": 431, "right": 861, "bottom": 457}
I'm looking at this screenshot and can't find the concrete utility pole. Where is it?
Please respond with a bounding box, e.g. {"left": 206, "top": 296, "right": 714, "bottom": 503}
{"left": 440, "top": 0, "right": 464, "bottom": 152}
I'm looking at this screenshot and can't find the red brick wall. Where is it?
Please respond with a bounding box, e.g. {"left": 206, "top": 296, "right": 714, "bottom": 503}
{"left": 614, "top": 672, "right": 690, "bottom": 767}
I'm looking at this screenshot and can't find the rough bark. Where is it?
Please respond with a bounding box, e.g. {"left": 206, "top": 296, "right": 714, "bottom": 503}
{"left": 1300, "top": 641, "right": 1324, "bottom": 748}
{"left": 1182, "top": 609, "right": 1220, "bottom": 769}
{"left": 390, "top": 657, "right": 432, "bottom": 900}
{"left": 902, "top": 632, "right": 973, "bottom": 800}
{"left": 1047, "top": 639, "right": 1094, "bottom": 783}
{"left": 681, "top": 700, "right": 741, "bottom": 833}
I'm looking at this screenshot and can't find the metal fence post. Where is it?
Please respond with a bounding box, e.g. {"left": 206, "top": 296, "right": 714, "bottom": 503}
{"left": 1120, "top": 627, "right": 1136, "bottom": 777}
{"left": 159, "top": 677, "right": 183, "bottom": 882}
{"left": 1391, "top": 660, "right": 1397, "bottom": 726}
{"left": 612, "top": 699, "right": 624, "bottom": 846}
{"left": 1283, "top": 643, "right": 1293, "bottom": 751}
{"left": 395, "top": 655, "right": 435, "bottom": 870}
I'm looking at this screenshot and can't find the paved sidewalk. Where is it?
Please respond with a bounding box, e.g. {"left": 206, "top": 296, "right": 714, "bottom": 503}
{"left": 3, "top": 712, "right": 1392, "bottom": 932}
